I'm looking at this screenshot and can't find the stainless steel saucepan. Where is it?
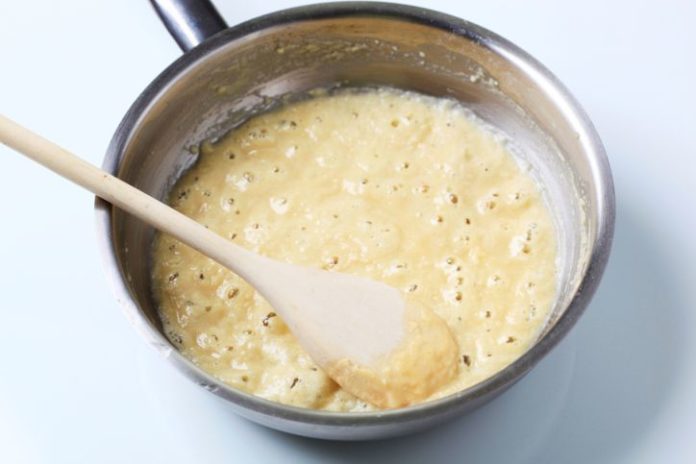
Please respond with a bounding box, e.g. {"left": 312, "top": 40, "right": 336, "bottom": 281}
{"left": 95, "top": 0, "right": 615, "bottom": 440}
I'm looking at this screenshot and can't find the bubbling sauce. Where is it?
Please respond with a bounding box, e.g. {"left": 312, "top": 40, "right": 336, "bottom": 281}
{"left": 152, "top": 88, "right": 557, "bottom": 412}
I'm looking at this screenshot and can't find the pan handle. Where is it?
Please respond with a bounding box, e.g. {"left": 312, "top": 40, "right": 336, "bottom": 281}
{"left": 149, "top": 0, "right": 227, "bottom": 52}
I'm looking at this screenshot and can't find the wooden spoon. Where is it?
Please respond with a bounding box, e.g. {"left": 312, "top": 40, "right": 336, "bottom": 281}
{"left": 0, "top": 114, "right": 459, "bottom": 409}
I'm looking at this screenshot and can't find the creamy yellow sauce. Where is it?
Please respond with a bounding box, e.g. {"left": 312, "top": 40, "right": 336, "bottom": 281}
{"left": 152, "top": 88, "right": 557, "bottom": 412}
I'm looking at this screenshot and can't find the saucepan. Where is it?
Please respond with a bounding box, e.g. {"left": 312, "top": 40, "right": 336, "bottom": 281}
{"left": 95, "top": 0, "right": 615, "bottom": 440}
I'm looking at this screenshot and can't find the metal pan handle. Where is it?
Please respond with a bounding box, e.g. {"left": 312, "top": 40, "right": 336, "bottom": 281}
{"left": 149, "top": 0, "right": 227, "bottom": 52}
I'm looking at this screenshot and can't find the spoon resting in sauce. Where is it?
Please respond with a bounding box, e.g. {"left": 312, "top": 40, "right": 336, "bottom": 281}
{"left": 0, "top": 114, "right": 459, "bottom": 408}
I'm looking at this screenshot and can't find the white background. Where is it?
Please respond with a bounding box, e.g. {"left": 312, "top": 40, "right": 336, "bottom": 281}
{"left": 1, "top": 0, "right": 695, "bottom": 462}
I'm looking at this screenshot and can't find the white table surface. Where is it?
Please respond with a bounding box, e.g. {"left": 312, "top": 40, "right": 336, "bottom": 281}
{"left": 1, "top": 0, "right": 695, "bottom": 462}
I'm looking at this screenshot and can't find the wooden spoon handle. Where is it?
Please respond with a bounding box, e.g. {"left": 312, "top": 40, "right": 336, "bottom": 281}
{"left": 0, "top": 114, "right": 257, "bottom": 280}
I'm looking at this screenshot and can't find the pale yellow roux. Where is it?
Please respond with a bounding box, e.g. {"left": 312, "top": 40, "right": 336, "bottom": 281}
{"left": 152, "top": 88, "right": 557, "bottom": 412}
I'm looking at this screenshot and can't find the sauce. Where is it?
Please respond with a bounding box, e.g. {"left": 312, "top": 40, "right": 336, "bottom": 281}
{"left": 151, "top": 88, "right": 557, "bottom": 411}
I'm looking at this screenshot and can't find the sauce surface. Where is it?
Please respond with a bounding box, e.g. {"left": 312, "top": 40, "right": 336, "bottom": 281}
{"left": 152, "top": 88, "right": 557, "bottom": 412}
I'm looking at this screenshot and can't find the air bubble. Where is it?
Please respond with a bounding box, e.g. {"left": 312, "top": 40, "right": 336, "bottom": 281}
{"left": 285, "top": 145, "right": 298, "bottom": 158}
{"left": 270, "top": 197, "right": 289, "bottom": 214}
{"left": 323, "top": 256, "right": 339, "bottom": 270}
{"left": 431, "top": 215, "right": 444, "bottom": 224}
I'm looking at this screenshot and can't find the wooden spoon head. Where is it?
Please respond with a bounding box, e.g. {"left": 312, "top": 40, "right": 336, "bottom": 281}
{"left": 325, "top": 300, "right": 459, "bottom": 409}
{"left": 267, "top": 264, "right": 459, "bottom": 408}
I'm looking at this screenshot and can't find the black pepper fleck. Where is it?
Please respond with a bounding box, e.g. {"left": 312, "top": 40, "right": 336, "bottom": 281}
{"left": 227, "top": 288, "right": 239, "bottom": 299}
{"left": 262, "top": 312, "right": 277, "bottom": 327}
